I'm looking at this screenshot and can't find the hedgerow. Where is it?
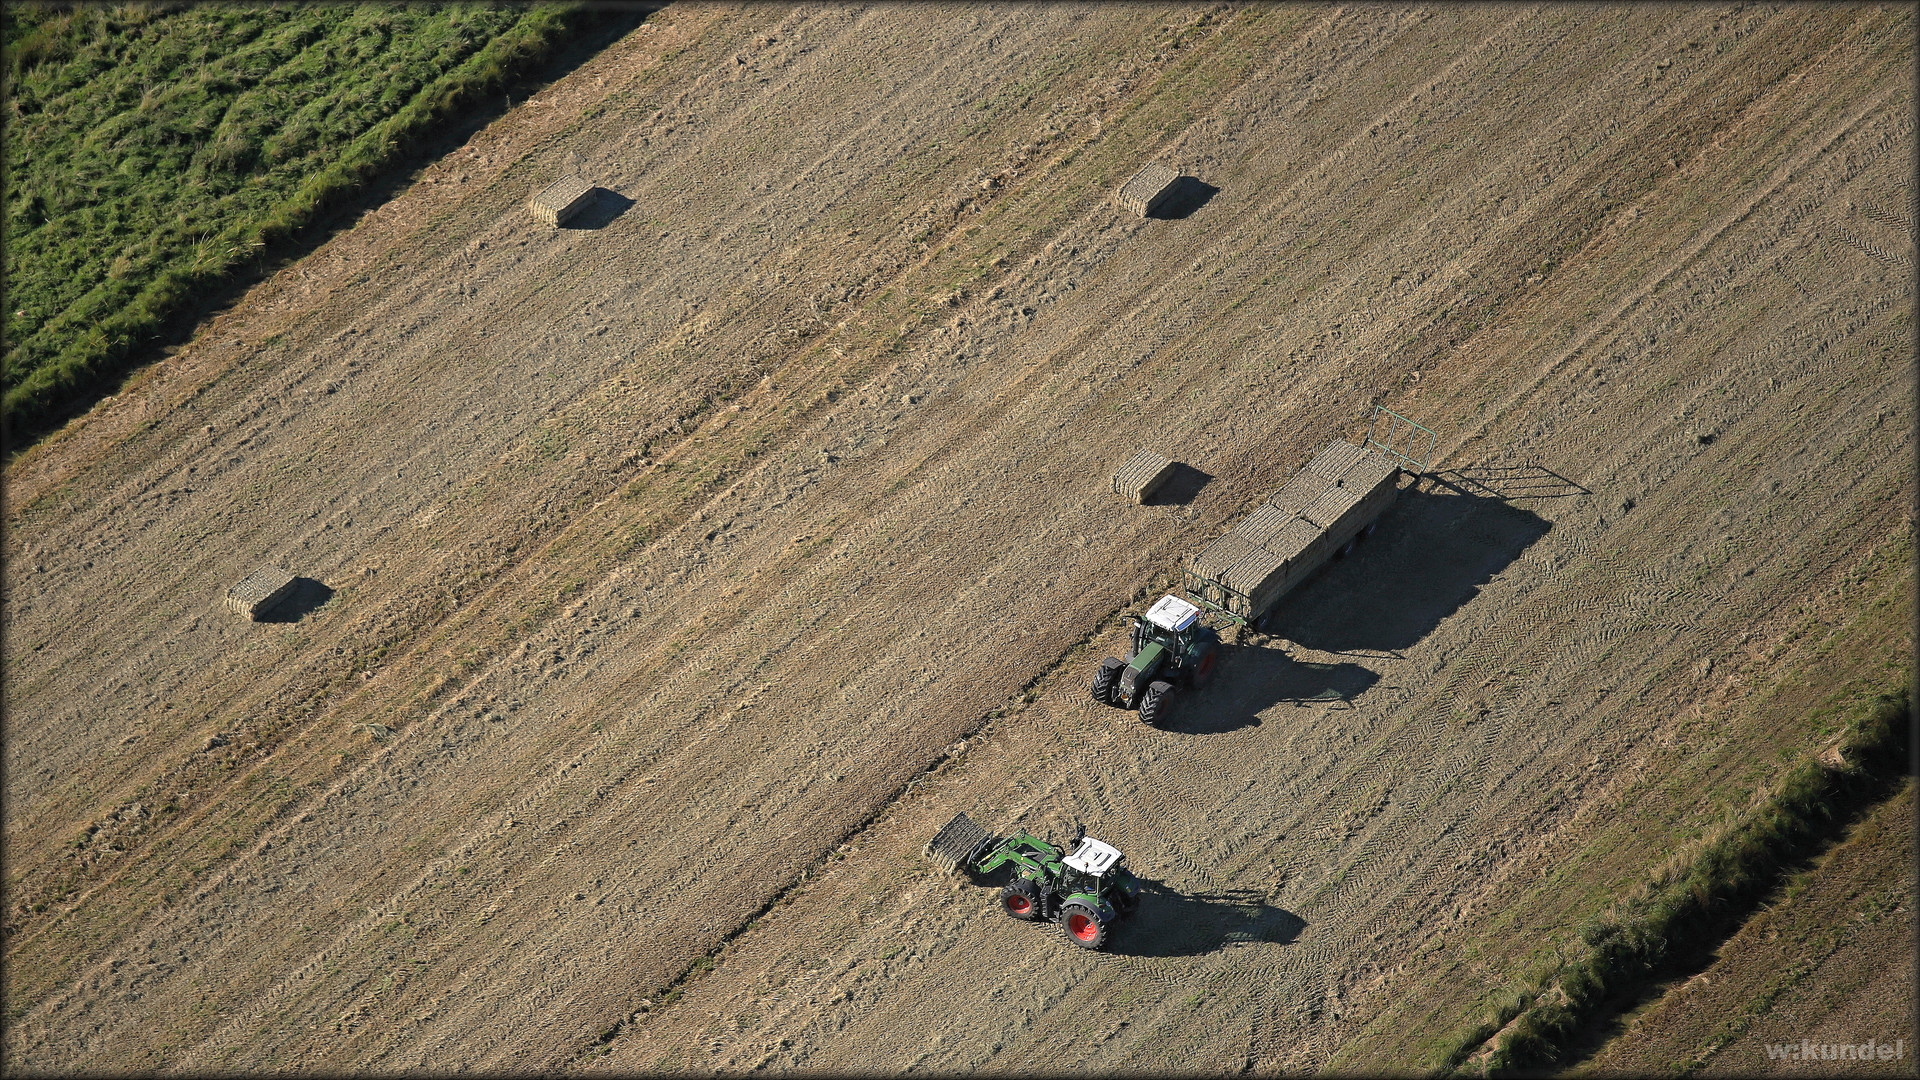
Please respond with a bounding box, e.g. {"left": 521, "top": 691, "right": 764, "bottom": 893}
{"left": 1457, "top": 684, "right": 1913, "bottom": 1076}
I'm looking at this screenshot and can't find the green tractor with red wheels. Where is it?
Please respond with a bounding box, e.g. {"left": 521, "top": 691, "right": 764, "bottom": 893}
{"left": 1091, "top": 593, "right": 1221, "bottom": 725}
{"left": 925, "top": 813, "right": 1141, "bottom": 949}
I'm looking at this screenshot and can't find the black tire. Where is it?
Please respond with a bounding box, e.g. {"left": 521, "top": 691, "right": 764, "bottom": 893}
{"left": 1091, "top": 658, "right": 1124, "bottom": 707}
{"left": 1337, "top": 536, "right": 1357, "bottom": 558}
{"left": 1362, "top": 521, "right": 1378, "bottom": 539}
{"left": 1188, "top": 643, "right": 1219, "bottom": 690}
{"left": 1001, "top": 878, "right": 1042, "bottom": 921}
{"left": 1061, "top": 902, "right": 1108, "bottom": 949}
{"left": 1139, "top": 680, "right": 1175, "bottom": 726}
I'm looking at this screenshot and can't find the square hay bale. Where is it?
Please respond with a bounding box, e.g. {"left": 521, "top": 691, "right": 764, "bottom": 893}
{"left": 1116, "top": 162, "right": 1181, "bottom": 217}
{"left": 1341, "top": 446, "right": 1401, "bottom": 492}
{"left": 1112, "top": 449, "right": 1176, "bottom": 503}
{"left": 226, "top": 566, "right": 297, "bottom": 620}
{"left": 530, "top": 174, "right": 597, "bottom": 226}
{"left": 1231, "top": 501, "right": 1297, "bottom": 548}
{"left": 1261, "top": 517, "right": 1322, "bottom": 567}
{"left": 1190, "top": 533, "right": 1263, "bottom": 582}
{"left": 1219, "top": 543, "right": 1287, "bottom": 598}
{"left": 1300, "top": 483, "right": 1369, "bottom": 531}
{"left": 1302, "top": 439, "right": 1369, "bottom": 484}
{"left": 1267, "top": 469, "right": 1332, "bottom": 517}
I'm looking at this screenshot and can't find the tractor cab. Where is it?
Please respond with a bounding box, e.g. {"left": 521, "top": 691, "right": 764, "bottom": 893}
{"left": 1060, "top": 836, "right": 1126, "bottom": 896}
{"left": 1131, "top": 594, "right": 1206, "bottom": 657}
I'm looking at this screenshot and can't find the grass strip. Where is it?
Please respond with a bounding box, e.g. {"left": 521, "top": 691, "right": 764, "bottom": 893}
{"left": 2, "top": 2, "right": 617, "bottom": 449}
{"left": 1442, "top": 682, "right": 1913, "bottom": 1076}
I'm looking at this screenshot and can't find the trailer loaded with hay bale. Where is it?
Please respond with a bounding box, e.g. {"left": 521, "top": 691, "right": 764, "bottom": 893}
{"left": 1183, "top": 407, "right": 1436, "bottom": 631}
{"left": 1091, "top": 408, "right": 1434, "bottom": 723}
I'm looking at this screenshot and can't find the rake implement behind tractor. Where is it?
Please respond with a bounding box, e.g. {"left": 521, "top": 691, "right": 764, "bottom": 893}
{"left": 927, "top": 812, "right": 1141, "bottom": 949}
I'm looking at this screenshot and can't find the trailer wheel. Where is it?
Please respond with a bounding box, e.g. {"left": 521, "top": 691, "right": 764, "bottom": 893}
{"left": 1139, "top": 680, "right": 1176, "bottom": 726}
{"left": 1362, "top": 521, "right": 1378, "bottom": 539}
{"left": 1061, "top": 903, "right": 1108, "bottom": 949}
{"left": 1091, "top": 658, "right": 1124, "bottom": 707}
{"left": 1337, "top": 536, "right": 1357, "bottom": 559}
{"left": 1001, "top": 879, "right": 1042, "bottom": 920}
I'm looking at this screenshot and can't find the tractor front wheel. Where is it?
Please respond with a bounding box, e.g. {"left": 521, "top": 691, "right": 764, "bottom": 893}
{"left": 1091, "top": 658, "right": 1124, "bottom": 707}
{"left": 1001, "top": 879, "right": 1042, "bottom": 921}
{"left": 1061, "top": 903, "right": 1108, "bottom": 949}
{"left": 1139, "top": 680, "right": 1176, "bottom": 726}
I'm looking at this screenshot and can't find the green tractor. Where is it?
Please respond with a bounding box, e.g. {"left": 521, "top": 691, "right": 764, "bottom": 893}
{"left": 926, "top": 812, "right": 1141, "bottom": 949}
{"left": 1091, "top": 593, "right": 1222, "bottom": 725}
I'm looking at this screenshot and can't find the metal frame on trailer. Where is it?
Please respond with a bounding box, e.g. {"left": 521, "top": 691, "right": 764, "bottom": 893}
{"left": 1365, "top": 405, "right": 1437, "bottom": 476}
{"left": 1181, "top": 569, "right": 1253, "bottom": 628}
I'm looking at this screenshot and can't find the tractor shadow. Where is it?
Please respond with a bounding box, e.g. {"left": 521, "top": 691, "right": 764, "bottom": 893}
{"left": 255, "top": 577, "right": 335, "bottom": 623}
{"left": 1142, "top": 462, "right": 1213, "bottom": 506}
{"left": 1260, "top": 480, "right": 1553, "bottom": 654}
{"left": 561, "top": 188, "right": 635, "bottom": 230}
{"left": 1164, "top": 647, "right": 1380, "bottom": 733}
{"left": 1148, "top": 177, "right": 1220, "bottom": 220}
{"left": 1112, "top": 880, "right": 1304, "bottom": 957}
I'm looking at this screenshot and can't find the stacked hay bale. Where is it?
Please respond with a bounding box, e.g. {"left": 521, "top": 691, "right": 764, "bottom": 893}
{"left": 1185, "top": 440, "right": 1403, "bottom": 622}
{"left": 1116, "top": 162, "right": 1182, "bottom": 217}
{"left": 530, "top": 174, "right": 597, "bottom": 226}
{"left": 1112, "top": 449, "right": 1177, "bottom": 504}
{"left": 226, "top": 566, "right": 297, "bottom": 620}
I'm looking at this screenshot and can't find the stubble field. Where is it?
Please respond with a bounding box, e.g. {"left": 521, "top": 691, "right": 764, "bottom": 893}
{"left": 4, "top": 3, "right": 1912, "bottom": 1074}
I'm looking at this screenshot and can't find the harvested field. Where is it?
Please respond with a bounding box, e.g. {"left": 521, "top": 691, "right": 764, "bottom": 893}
{"left": 3, "top": 3, "right": 1912, "bottom": 1074}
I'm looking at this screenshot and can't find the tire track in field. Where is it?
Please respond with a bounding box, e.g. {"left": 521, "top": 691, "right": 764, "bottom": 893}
{"left": 10, "top": 4, "right": 1213, "bottom": 1004}
{"left": 1451, "top": 15, "right": 1906, "bottom": 466}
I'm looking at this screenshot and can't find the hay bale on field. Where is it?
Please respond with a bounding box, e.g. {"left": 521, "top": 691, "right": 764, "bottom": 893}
{"left": 530, "top": 174, "right": 597, "bottom": 226}
{"left": 226, "top": 566, "right": 297, "bottom": 620}
{"left": 1112, "top": 449, "right": 1176, "bottom": 503}
{"left": 1116, "top": 162, "right": 1181, "bottom": 217}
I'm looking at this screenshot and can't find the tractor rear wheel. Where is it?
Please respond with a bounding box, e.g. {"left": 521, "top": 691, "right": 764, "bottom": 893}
{"left": 1001, "top": 878, "right": 1042, "bottom": 921}
{"left": 1091, "top": 658, "right": 1124, "bottom": 707}
{"left": 1139, "top": 680, "right": 1175, "bottom": 726}
{"left": 1061, "top": 903, "right": 1108, "bottom": 949}
{"left": 1189, "top": 644, "right": 1219, "bottom": 690}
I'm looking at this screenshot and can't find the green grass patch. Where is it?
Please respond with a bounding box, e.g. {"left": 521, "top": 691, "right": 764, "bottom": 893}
{"left": 3, "top": 2, "right": 627, "bottom": 447}
{"left": 1459, "top": 683, "right": 1913, "bottom": 1076}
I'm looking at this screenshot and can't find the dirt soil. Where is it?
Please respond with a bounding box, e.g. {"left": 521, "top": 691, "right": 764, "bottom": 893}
{"left": 4, "top": 3, "right": 1912, "bottom": 1074}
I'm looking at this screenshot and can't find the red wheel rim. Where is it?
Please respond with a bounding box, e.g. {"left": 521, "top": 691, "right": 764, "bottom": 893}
{"left": 1197, "top": 652, "right": 1216, "bottom": 680}
{"left": 1067, "top": 913, "right": 1098, "bottom": 941}
{"left": 1006, "top": 893, "right": 1031, "bottom": 914}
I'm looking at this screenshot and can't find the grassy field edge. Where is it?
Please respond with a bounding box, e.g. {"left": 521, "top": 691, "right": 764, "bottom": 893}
{"left": 0, "top": 2, "right": 627, "bottom": 451}
{"left": 1435, "top": 683, "right": 1915, "bottom": 1076}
